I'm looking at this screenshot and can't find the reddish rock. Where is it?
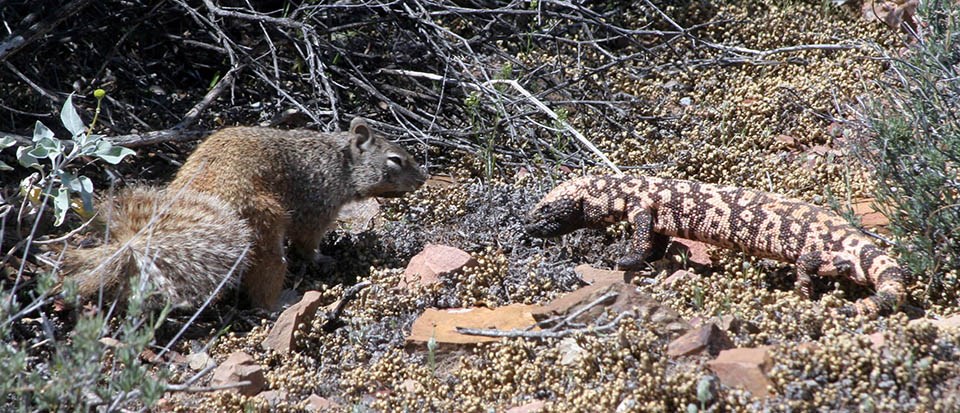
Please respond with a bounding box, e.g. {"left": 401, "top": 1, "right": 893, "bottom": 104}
{"left": 796, "top": 342, "right": 821, "bottom": 353}
{"left": 505, "top": 400, "right": 546, "bottom": 413}
{"left": 908, "top": 314, "right": 960, "bottom": 330}
{"left": 665, "top": 239, "right": 714, "bottom": 267}
{"left": 851, "top": 198, "right": 890, "bottom": 228}
{"left": 532, "top": 281, "right": 689, "bottom": 334}
{"left": 406, "top": 304, "right": 539, "bottom": 346}
{"left": 424, "top": 175, "right": 458, "bottom": 188}
{"left": 863, "top": 0, "right": 918, "bottom": 30}
{"left": 574, "top": 264, "right": 627, "bottom": 285}
{"left": 662, "top": 269, "right": 699, "bottom": 288}
{"left": 707, "top": 347, "right": 775, "bottom": 399}
{"left": 775, "top": 134, "right": 798, "bottom": 148}
{"left": 305, "top": 394, "right": 340, "bottom": 411}
{"left": 403, "top": 244, "right": 477, "bottom": 287}
{"left": 866, "top": 332, "right": 886, "bottom": 350}
{"left": 262, "top": 291, "right": 325, "bottom": 353}
{"left": 666, "top": 323, "right": 734, "bottom": 357}
{"left": 210, "top": 351, "right": 266, "bottom": 396}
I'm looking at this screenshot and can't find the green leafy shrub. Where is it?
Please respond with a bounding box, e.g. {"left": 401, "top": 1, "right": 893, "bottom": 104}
{"left": 10, "top": 92, "right": 134, "bottom": 225}
{"left": 862, "top": 0, "right": 960, "bottom": 308}
{"left": 1, "top": 93, "right": 169, "bottom": 410}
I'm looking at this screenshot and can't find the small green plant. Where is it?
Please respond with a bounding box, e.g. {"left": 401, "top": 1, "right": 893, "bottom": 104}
{"left": 0, "top": 91, "right": 170, "bottom": 411}
{"left": 691, "top": 285, "right": 705, "bottom": 310}
{"left": 696, "top": 375, "right": 716, "bottom": 410}
{"left": 13, "top": 91, "right": 134, "bottom": 225}
{"left": 427, "top": 334, "right": 438, "bottom": 374}
{"left": 464, "top": 91, "right": 499, "bottom": 178}
{"left": 860, "top": 0, "right": 960, "bottom": 307}
{"left": 551, "top": 107, "right": 573, "bottom": 152}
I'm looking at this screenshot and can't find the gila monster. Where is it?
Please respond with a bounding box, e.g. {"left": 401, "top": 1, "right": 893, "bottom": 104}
{"left": 525, "top": 174, "right": 907, "bottom": 318}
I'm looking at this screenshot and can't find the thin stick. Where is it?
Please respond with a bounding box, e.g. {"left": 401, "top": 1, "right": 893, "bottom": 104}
{"left": 456, "top": 312, "right": 632, "bottom": 339}
{"left": 480, "top": 79, "right": 622, "bottom": 176}
{"left": 548, "top": 291, "right": 619, "bottom": 332}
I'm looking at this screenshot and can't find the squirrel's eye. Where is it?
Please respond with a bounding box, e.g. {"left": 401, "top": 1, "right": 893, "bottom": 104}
{"left": 387, "top": 155, "right": 403, "bottom": 167}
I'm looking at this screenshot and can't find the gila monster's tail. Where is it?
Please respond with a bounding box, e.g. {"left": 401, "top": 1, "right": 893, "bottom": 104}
{"left": 59, "top": 187, "right": 252, "bottom": 310}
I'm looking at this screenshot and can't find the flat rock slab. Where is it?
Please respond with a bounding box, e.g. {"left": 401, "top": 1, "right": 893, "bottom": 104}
{"left": 532, "top": 281, "right": 689, "bottom": 335}
{"left": 210, "top": 351, "right": 266, "bottom": 396}
{"left": 574, "top": 264, "right": 628, "bottom": 284}
{"left": 707, "top": 346, "right": 775, "bottom": 399}
{"left": 403, "top": 244, "right": 477, "bottom": 287}
{"left": 666, "top": 323, "right": 734, "bottom": 357}
{"left": 406, "top": 304, "right": 539, "bottom": 345}
{"left": 909, "top": 314, "right": 960, "bottom": 330}
{"left": 262, "top": 290, "right": 325, "bottom": 354}
{"left": 305, "top": 394, "right": 341, "bottom": 411}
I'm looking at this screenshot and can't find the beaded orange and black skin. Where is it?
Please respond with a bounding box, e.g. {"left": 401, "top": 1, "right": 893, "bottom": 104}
{"left": 525, "top": 175, "right": 907, "bottom": 319}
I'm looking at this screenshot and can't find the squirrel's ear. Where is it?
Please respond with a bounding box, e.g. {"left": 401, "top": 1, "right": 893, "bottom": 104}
{"left": 350, "top": 117, "right": 374, "bottom": 152}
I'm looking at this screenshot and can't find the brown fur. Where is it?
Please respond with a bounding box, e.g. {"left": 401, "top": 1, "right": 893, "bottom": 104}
{"left": 168, "top": 117, "right": 426, "bottom": 309}
{"left": 62, "top": 187, "right": 251, "bottom": 309}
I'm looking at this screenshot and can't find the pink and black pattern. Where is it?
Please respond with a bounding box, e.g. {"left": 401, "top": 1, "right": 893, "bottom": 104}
{"left": 526, "top": 175, "right": 906, "bottom": 318}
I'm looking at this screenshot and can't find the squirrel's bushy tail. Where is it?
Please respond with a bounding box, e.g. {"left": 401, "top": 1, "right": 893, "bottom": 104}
{"left": 60, "top": 187, "right": 252, "bottom": 309}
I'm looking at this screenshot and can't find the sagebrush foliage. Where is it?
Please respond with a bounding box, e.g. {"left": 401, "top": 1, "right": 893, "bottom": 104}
{"left": 0, "top": 95, "right": 165, "bottom": 411}
{"left": 865, "top": 0, "right": 960, "bottom": 307}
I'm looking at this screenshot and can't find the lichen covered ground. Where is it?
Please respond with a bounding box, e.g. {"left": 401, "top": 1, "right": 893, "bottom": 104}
{"left": 165, "top": 1, "right": 959, "bottom": 411}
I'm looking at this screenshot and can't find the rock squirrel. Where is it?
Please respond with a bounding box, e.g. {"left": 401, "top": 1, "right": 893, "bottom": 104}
{"left": 63, "top": 117, "right": 426, "bottom": 310}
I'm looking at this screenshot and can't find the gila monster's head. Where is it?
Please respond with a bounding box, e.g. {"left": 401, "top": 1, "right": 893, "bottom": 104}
{"left": 524, "top": 180, "right": 588, "bottom": 238}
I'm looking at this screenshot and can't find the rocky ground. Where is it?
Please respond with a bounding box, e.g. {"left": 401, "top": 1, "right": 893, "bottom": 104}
{"left": 4, "top": 0, "right": 958, "bottom": 412}
{"left": 150, "top": 2, "right": 959, "bottom": 412}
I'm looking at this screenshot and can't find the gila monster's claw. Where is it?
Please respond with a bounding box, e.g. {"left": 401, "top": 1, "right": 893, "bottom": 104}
{"left": 615, "top": 254, "right": 647, "bottom": 271}
{"left": 795, "top": 273, "right": 813, "bottom": 300}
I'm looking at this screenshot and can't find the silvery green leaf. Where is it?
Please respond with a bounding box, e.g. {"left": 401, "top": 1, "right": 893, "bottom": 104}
{"left": 53, "top": 186, "right": 69, "bottom": 226}
{"left": 84, "top": 133, "right": 103, "bottom": 146}
{"left": 0, "top": 136, "right": 15, "bottom": 149}
{"left": 60, "top": 94, "right": 85, "bottom": 137}
{"left": 37, "top": 137, "right": 63, "bottom": 159}
{"left": 0, "top": 161, "right": 12, "bottom": 171}
{"left": 94, "top": 140, "right": 135, "bottom": 164}
{"left": 78, "top": 175, "right": 94, "bottom": 212}
{"left": 78, "top": 175, "right": 93, "bottom": 193}
{"left": 78, "top": 134, "right": 104, "bottom": 156}
{"left": 33, "top": 121, "right": 54, "bottom": 142}
{"left": 26, "top": 145, "right": 49, "bottom": 161}
{"left": 60, "top": 171, "right": 80, "bottom": 192}
{"left": 16, "top": 146, "right": 39, "bottom": 169}
{"left": 75, "top": 131, "right": 88, "bottom": 148}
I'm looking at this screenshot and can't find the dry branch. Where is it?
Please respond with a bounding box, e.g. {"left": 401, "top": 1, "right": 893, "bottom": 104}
{"left": 0, "top": 0, "right": 94, "bottom": 62}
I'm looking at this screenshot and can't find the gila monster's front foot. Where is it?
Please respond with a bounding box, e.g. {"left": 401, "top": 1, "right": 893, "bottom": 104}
{"left": 832, "top": 256, "right": 853, "bottom": 276}
{"left": 615, "top": 253, "right": 647, "bottom": 271}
